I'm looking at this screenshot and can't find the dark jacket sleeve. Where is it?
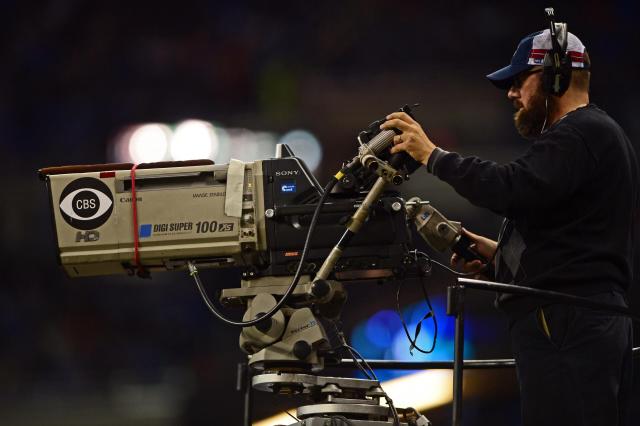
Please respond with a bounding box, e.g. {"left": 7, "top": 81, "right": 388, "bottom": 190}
{"left": 429, "top": 124, "right": 597, "bottom": 217}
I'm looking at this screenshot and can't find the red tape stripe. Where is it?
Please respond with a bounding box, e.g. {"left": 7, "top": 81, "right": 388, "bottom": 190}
{"left": 130, "top": 164, "right": 144, "bottom": 275}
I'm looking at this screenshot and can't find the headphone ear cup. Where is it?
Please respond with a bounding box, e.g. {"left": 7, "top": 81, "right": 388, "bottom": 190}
{"left": 542, "top": 51, "right": 573, "bottom": 96}
{"left": 557, "top": 56, "right": 572, "bottom": 95}
{"left": 542, "top": 52, "right": 554, "bottom": 94}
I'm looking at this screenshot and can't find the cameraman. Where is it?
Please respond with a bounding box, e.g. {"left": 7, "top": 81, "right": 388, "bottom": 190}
{"left": 381, "top": 29, "right": 638, "bottom": 425}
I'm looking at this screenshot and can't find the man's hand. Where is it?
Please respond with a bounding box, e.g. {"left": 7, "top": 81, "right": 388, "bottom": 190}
{"left": 380, "top": 112, "right": 437, "bottom": 165}
{"left": 450, "top": 228, "right": 498, "bottom": 278}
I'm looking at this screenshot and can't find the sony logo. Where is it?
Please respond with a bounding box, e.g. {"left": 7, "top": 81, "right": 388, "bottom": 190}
{"left": 275, "top": 170, "right": 300, "bottom": 176}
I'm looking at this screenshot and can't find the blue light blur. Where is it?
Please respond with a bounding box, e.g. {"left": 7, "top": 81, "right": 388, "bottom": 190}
{"left": 350, "top": 294, "right": 475, "bottom": 381}
{"left": 364, "top": 310, "right": 399, "bottom": 348}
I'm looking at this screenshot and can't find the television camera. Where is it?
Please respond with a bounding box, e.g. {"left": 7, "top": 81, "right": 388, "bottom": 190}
{"left": 39, "top": 106, "right": 483, "bottom": 425}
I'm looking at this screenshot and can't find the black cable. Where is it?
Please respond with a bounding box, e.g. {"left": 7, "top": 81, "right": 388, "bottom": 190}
{"left": 396, "top": 274, "right": 438, "bottom": 355}
{"left": 346, "top": 343, "right": 400, "bottom": 426}
{"left": 329, "top": 320, "right": 374, "bottom": 380}
{"left": 344, "top": 343, "right": 377, "bottom": 381}
{"left": 341, "top": 343, "right": 373, "bottom": 380}
{"left": 332, "top": 320, "right": 378, "bottom": 381}
{"left": 329, "top": 320, "right": 400, "bottom": 426}
{"left": 285, "top": 410, "right": 300, "bottom": 422}
{"left": 413, "top": 249, "right": 492, "bottom": 278}
{"left": 421, "top": 252, "right": 468, "bottom": 276}
{"left": 385, "top": 396, "right": 401, "bottom": 426}
{"left": 188, "top": 177, "right": 339, "bottom": 327}
{"left": 344, "top": 345, "right": 400, "bottom": 426}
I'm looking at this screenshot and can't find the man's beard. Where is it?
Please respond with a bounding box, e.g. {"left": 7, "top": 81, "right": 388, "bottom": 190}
{"left": 513, "top": 86, "right": 550, "bottom": 139}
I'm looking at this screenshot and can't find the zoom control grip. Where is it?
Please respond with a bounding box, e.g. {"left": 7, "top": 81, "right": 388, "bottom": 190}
{"left": 452, "top": 234, "right": 485, "bottom": 263}
{"left": 406, "top": 198, "right": 495, "bottom": 278}
{"left": 452, "top": 234, "right": 495, "bottom": 278}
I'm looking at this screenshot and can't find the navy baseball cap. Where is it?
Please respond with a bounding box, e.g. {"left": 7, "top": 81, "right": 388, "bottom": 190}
{"left": 487, "top": 29, "right": 588, "bottom": 89}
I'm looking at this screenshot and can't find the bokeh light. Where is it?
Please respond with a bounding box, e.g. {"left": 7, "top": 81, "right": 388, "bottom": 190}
{"left": 127, "top": 124, "right": 171, "bottom": 163}
{"left": 364, "top": 310, "right": 398, "bottom": 348}
{"left": 211, "top": 124, "right": 232, "bottom": 164}
{"left": 110, "top": 122, "right": 321, "bottom": 166}
{"left": 227, "top": 129, "right": 277, "bottom": 162}
{"left": 169, "top": 120, "right": 218, "bottom": 161}
{"left": 278, "top": 129, "right": 323, "bottom": 171}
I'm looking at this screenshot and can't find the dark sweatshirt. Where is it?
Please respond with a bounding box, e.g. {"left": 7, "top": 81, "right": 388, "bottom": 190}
{"left": 427, "top": 104, "right": 639, "bottom": 313}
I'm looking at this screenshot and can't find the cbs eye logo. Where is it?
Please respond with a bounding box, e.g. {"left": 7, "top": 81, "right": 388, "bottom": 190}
{"left": 59, "top": 178, "right": 114, "bottom": 230}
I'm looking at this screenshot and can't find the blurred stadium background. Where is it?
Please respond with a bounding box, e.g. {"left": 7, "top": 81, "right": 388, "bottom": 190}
{"left": 1, "top": 1, "right": 638, "bottom": 425}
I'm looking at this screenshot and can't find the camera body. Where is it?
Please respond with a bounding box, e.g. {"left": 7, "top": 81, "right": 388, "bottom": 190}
{"left": 40, "top": 154, "right": 411, "bottom": 280}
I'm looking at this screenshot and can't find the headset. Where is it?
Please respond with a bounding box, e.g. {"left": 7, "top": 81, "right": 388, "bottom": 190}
{"left": 542, "top": 7, "right": 572, "bottom": 96}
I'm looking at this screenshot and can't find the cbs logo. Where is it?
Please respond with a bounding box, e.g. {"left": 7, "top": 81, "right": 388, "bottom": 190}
{"left": 59, "top": 178, "right": 114, "bottom": 230}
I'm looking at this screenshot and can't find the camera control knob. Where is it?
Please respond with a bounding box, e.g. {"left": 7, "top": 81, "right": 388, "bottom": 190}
{"left": 293, "top": 341, "right": 312, "bottom": 360}
{"left": 310, "top": 279, "right": 331, "bottom": 299}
